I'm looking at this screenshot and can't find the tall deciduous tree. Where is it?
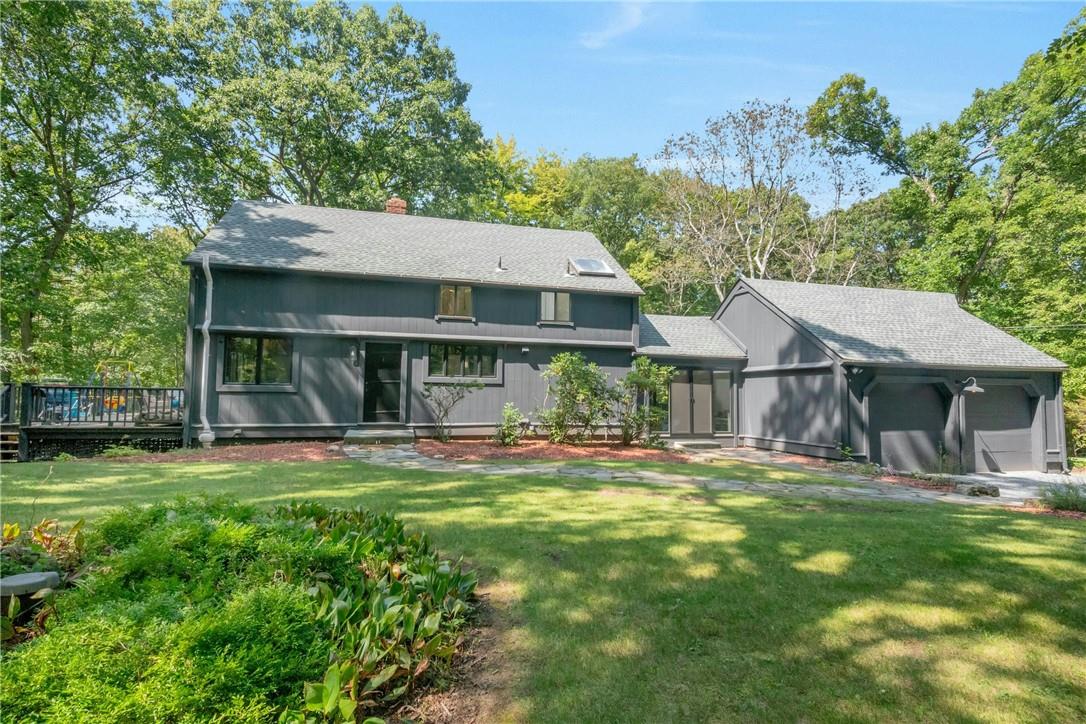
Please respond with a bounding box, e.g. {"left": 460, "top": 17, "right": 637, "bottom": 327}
{"left": 806, "top": 10, "right": 1085, "bottom": 304}
{"left": 1, "top": 0, "right": 169, "bottom": 369}
{"left": 156, "top": 0, "right": 489, "bottom": 232}
{"left": 658, "top": 100, "right": 866, "bottom": 301}
{"left": 808, "top": 10, "right": 1086, "bottom": 452}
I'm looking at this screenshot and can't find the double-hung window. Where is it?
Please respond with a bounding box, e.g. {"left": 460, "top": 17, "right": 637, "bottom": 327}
{"left": 438, "top": 285, "right": 473, "bottom": 318}
{"left": 428, "top": 344, "right": 498, "bottom": 378}
{"left": 540, "top": 291, "right": 571, "bottom": 323}
{"left": 223, "top": 335, "right": 293, "bottom": 385}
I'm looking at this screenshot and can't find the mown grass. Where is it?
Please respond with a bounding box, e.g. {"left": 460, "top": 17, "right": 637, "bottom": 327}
{"left": 3, "top": 459, "right": 1085, "bottom": 722}
{"left": 547, "top": 456, "right": 854, "bottom": 485}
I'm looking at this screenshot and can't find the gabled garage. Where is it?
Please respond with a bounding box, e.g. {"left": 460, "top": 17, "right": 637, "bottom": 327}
{"left": 712, "top": 279, "right": 1069, "bottom": 474}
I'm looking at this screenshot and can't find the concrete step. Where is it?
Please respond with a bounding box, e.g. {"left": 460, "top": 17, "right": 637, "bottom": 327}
{"left": 670, "top": 439, "right": 724, "bottom": 451}
{"left": 344, "top": 428, "right": 416, "bottom": 446}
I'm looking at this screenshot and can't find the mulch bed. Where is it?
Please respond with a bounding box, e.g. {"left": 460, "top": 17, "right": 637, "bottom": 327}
{"left": 1012, "top": 505, "right": 1086, "bottom": 520}
{"left": 109, "top": 441, "right": 343, "bottom": 463}
{"left": 416, "top": 439, "right": 689, "bottom": 463}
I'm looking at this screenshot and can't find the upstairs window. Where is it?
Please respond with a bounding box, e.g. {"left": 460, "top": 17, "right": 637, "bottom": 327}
{"left": 428, "top": 344, "right": 498, "bottom": 378}
{"left": 223, "top": 335, "right": 292, "bottom": 385}
{"left": 540, "top": 291, "right": 572, "bottom": 323}
{"left": 439, "top": 285, "right": 473, "bottom": 318}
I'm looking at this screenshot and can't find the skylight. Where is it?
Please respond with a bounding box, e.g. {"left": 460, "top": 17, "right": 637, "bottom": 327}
{"left": 568, "top": 257, "right": 615, "bottom": 277}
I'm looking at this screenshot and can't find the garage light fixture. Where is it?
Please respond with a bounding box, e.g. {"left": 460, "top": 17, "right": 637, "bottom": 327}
{"left": 959, "top": 377, "right": 985, "bottom": 394}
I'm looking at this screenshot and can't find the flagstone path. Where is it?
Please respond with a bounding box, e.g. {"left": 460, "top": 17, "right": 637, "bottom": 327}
{"left": 341, "top": 443, "right": 1064, "bottom": 508}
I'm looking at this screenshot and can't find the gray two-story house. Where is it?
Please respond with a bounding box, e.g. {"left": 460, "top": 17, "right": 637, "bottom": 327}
{"left": 183, "top": 200, "right": 1069, "bottom": 474}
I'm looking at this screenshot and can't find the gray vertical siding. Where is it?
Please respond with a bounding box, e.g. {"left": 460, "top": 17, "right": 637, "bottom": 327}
{"left": 186, "top": 265, "right": 639, "bottom": 439}
{"left": 408, "top": 344, "right": 633, "bottom": 433}
{"left": 203, "top": 269, "right": 638, "bottom": 346}
{"left": 716, "top": 287, "right": 843, "bottom": 456}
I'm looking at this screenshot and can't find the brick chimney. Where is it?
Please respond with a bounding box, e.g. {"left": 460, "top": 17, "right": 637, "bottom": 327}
{"left": 385, "top": 195, "right": 407, "bottom": 214}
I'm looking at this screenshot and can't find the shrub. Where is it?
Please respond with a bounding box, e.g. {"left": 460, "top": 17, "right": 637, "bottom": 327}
{"left": 421, "top": 382, "right": 483, "bottom": 442}
{"left": 615, "top": 358, "right": 674, "bottom": 446}
{"left": 100, "top": 444, "right": 145, "bottom": 458}
{"left": 538, "top": 352, "right": 617, "bottom": 444}
{"left": 1039, "top": 483, "right": 1086, "bottom": 512}
{"left": 0, "top": 497, "right": 476, "bottom": 722}
{"left": 1064, "top": 396, "right": 1085, "bottom": 458}
{"left": 53, "top": 452, "right": 76, "bottom": 462}
{"left": 495, "top": 403, "right": 526, "bottom": 446}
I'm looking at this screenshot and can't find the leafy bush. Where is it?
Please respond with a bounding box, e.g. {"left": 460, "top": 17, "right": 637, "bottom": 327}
{"left": 52, "top": 452, "right": 76, "bottom": 462}
{"left": 0, "top": 497, "right": 475, "bottom": 722}
{"left": 615, "top": 358, "right": 674, "bottom": 446}
{"left": 538, "top": 352, "right": 617, "bottom": 444}
{"left": 495, "top": 402, "right": 526, "bottom": 446}
{"left": 421, "top": 382, "right": 483, "bottom": 442}
{"left": 1039, "top": 483, "right": 1086, "bottom": 512}
{"left": 100, "top": 444, "right": 146, "bottom": 458}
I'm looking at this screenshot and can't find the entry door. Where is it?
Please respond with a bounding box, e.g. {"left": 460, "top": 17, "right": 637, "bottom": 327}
{"left": 362, "top": 342, "right": 402, "bottom": 423}
{"left": 669, "top": 370, "right": 713, "bottom": 436}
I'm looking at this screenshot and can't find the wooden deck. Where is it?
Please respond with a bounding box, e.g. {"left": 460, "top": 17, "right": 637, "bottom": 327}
{"left": 3, "top": 383, "right": 185, "bottom": 461}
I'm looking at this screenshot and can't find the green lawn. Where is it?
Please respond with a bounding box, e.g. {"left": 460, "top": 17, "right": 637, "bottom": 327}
{"left": 531, "top": 456, "right": 855, "bottom": 485}
{"left": 4, "top": 459, "right": 1086, "bottom": 722}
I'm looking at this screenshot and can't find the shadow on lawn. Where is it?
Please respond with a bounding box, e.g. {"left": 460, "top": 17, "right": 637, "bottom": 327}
{"left": 6, "top": 462, "right": 1086, "bottom": 722}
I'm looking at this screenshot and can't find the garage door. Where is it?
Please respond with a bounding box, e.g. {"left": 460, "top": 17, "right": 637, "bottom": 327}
{"left": 869, "top": 382, "right": 948, "bottom": 473}
{"left": 965, "top": 386, "right": 1035, "bottom": 472}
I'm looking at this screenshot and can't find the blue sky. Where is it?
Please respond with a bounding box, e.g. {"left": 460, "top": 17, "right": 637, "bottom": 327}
{"left": 375, "top": 1, "right": 1079, "bottom": 176}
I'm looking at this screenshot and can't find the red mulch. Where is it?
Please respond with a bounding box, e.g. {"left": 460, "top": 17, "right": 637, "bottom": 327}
{"left": 416, "top": 439, "right": 689, "bottom": 463}
{"left": 1013, "top": 505, "right": 1086, "bottom": 520}
{"left": 111, "top": 441, "right": 343, "bottom": 463}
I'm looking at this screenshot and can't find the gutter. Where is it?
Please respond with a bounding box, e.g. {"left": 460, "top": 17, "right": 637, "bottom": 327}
{"left": 197, "top": 255, "right": 216, "bottom": 448}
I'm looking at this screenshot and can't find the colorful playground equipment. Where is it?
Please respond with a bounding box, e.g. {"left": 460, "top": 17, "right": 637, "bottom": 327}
{"left": 31, "top": 361, "right": 184, "bottom": 425}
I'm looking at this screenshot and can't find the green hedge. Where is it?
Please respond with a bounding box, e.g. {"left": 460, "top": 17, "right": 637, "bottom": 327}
{"left": 1, "top": 497, "right": 476, "bottom": 722}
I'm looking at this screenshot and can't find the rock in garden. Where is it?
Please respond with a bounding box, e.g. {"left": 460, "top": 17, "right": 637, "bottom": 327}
{"left": 954, "top": 482, "right": 1000, "bottom": 497}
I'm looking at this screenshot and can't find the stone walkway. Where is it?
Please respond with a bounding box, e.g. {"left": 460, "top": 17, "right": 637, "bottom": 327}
{"left": 341, "top": 444, "right": 1069, "bottom": 508}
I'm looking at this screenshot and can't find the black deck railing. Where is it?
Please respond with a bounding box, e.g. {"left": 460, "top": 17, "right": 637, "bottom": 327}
{"left": 22, "top": 384, "right": 185, "bottom": 427}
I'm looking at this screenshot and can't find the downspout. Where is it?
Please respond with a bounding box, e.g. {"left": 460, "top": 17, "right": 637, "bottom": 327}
{"left": 197, "top": 255, "right": 216, "bottom": 448}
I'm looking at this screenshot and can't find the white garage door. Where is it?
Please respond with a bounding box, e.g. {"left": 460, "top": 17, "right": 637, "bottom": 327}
{"left": 965, "top": 386, "right": 1035, "bottom": 472}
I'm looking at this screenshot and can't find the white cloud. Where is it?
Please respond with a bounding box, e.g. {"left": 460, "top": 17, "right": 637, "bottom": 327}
{"left": 579, "top": 2, "right": 646, "bottom": 50}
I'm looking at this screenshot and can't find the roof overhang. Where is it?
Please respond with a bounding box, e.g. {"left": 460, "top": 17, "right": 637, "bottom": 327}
{"left": 182, "top": 259, "right": 645, "bottom": 297}
{"left": 841, "top": 359, "right": 1068, "bottom": 373}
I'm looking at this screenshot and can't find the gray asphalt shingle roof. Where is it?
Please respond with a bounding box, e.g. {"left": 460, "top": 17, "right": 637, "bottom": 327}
{"left": 743, "top": 278, "right": 1066, "bottom": 370}
{"left": 637, "top": 314, "right": 746, "bottom": 359}
{"left": 185, "top": 201, "right": 643, "bottom": 295}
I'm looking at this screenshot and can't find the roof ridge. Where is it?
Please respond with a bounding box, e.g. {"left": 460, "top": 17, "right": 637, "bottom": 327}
{"left": 231, "top": 199, "right": 598, "bottom": 238}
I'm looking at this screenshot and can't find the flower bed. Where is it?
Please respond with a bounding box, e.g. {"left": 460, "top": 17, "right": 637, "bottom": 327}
{"left": 0, "top": 497, "right": 475, "bottom": 722}
{"left": 416, "top": 439, "right": 690, "bottom": 463}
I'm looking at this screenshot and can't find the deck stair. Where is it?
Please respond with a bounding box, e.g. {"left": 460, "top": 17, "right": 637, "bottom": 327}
{"left": 0, "top": 426, "right": 19, "bottom": 462}
{"left": 343, "top": 427, "right": 416, "bottom": 446}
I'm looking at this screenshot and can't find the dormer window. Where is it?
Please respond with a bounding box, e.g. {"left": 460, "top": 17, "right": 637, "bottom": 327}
{"left": 568, "top": 257, "right": 615, "bottom": 277}
{"left": 438, "top": 285, "right": 473, "bottom": 318}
